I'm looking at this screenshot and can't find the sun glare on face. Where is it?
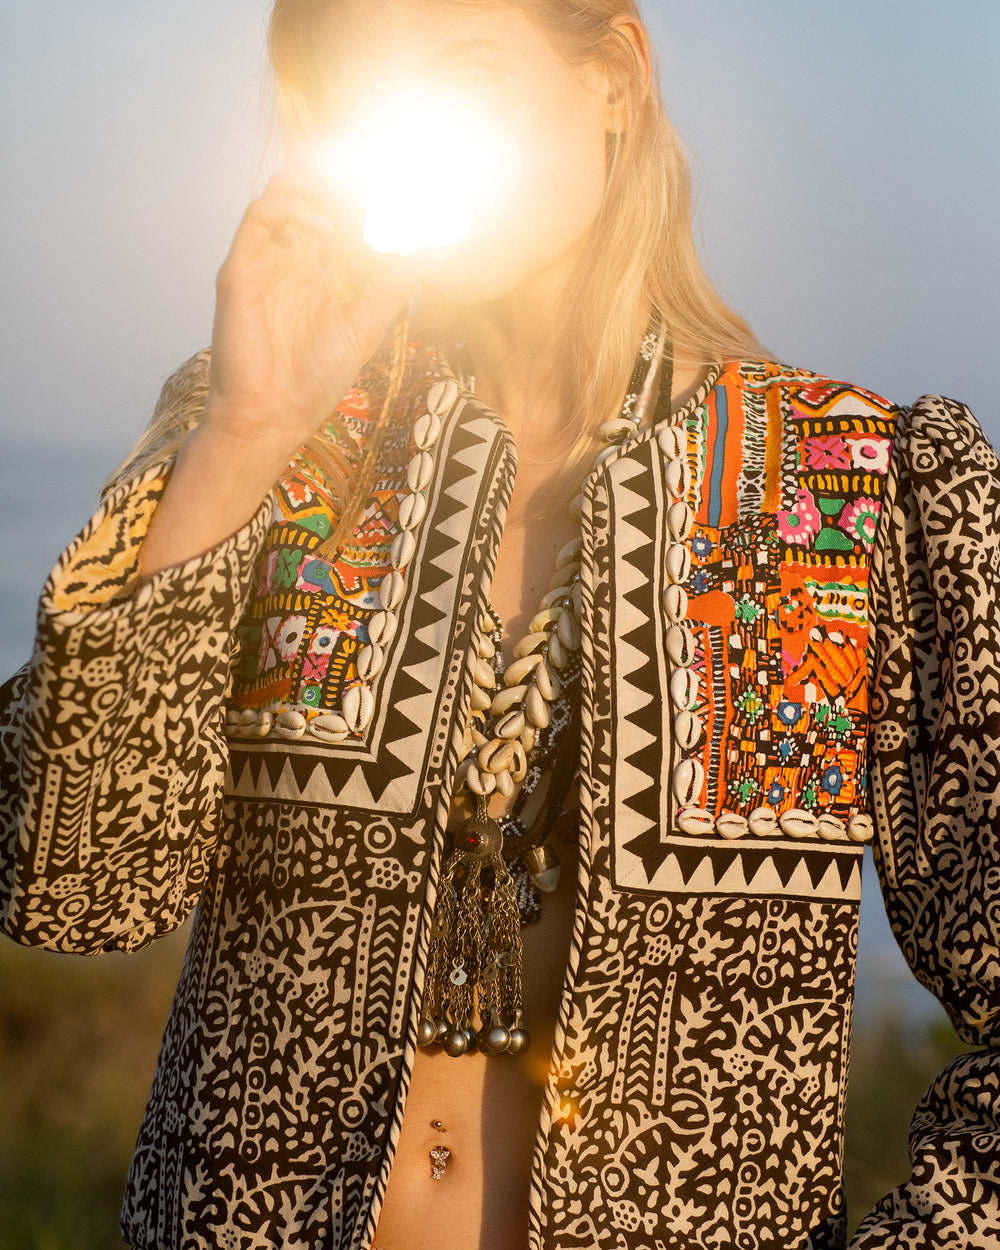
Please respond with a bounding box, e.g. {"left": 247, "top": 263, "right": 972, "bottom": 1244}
{"left": 315, "top": 84, "right": 515, "bottom": 256}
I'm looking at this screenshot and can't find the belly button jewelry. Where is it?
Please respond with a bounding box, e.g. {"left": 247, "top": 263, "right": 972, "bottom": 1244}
{"left": 429, "top": 1145, "right": 452, "bottom": 1180}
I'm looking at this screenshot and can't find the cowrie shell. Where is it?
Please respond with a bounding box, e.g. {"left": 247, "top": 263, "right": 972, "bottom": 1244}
{"left": 818, "top": 814, "right": 846, "bottom": 842}
{"left": 556, "top": 609, "right": 581, "bottom": 650}
{"left": 748, "top": 806, "right": 778, "bottom": 837}
{"left": 495, "top": 770, "right": 514, "bottom": 797}
{"left": 495, "top": 709, "right": 525, "bottom": 739}
{"left": 541, "top": 586, "right": 571, "bottom": 611}
{"left": 677, "top": 807, "right": 714, "bottom": 836}
{"left": 657, "top": 424, "right": 686, "bottom": 460}
{"left": 528, "top": 606, "right": 561, "bottom": 634}
{"left": 672, "top": 757, "right": 705, "bottom": 807}
{"left": 512, "top": 632, "right": 548, "bottom": 659}
{"left": 520, "top": 724, "right": 536, "bottom": 754}
{"left": 474, "top": 658, "right": 495, "bottom": 689}
{"left": 368, "top": 611, "right": 397, "bottom": 646}
{"left": 356, "top": 644, "right": 384, "bottom": 681}
{"left": 479, "top": 739, "right": 515, "bottom": 775}
{"left": 310, "top": 712, "right": 350, "bottom": 742}
{"left": 569, "top": 493, "right": 584, "bottom": 522}
{"left": 273, "top": 710, "right": 305, "bottom": 735}
{"left": 600, "top": 416, "right": 636, "bottom": 444}
{"left": 379, "top": 571, "right": 405, "bottom": 611}
{"left": 477, "top": 633, "right": 496, "bottom": 659}
{"left": 556, "top": 539, "right": 582, "bottom": 568}
{"left": 665, "top": 456, "right": 692, "bottom": 500}
{"left": 505, "top": 653, "right": 544, "bottom": 686}
{"left": 662, "top": 584, "right": 689, "bottom": 623}
{"left": 534, "top": 662, "right": 560, "bottom": 702}
{"left": 253, "top": 711, "right": 273, "bottom": 738}
{"left": 525, "top": 685, "right": 550, "bottom": 729}
{"left": 412, "top": 411, "right": 442, "bottom": 451}
{"left": 390, "top": 530, "right": 416, "bottom": 571}
{"left": 547, "top": 635, "right": 568, "bottom": 669}
{"left": 426, "top": 378, "right": 459, "bottom": 415}
{"left": 406, "top": 450, "right": 434, "bottom": 493}
{"left": 847, "top": 814, "right": 874, "bottom": 843}
{"left": 667, "top": 501, "right": 694, "bottom": 542}
{"left": 716, "top": 811, "right": 749, "bottom": 840}
{"left": 470, "top": 684, "right": 492, "bottom": 712}
{"left": 342, "top": 685, "right": 374, "bottom": 733}
{"left": 549, "top": 562, "right": 579, "bottom": 590}
{"left": 666, "top": 624, "right": 696, "bottom": 667}
{"left": 674, "top": 709, "right": 703, "bottom": 750}
{"left": 492, "top": 684, "right": 526, "bottom": 714}
{"left": 398, "top": 491, "right": 427, "bottom": 531}
{"left": 669, "top": 667, "right": 699, "bottom": 711}
{"left": 237, "top": 709, "right": 260, "bottom": 736}
{"left": 665, "top": 543, "right": 692, "bottom": 586}
{"left": 509, "top": 742, "right": 528, "bottom": 783}
{"left": 467, "top": 764, "right": 496, "bottom": 797}
{"left": 779, "top": 808, "right": 819, "bottom": 839}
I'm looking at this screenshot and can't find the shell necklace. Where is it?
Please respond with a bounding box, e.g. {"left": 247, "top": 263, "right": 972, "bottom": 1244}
{"left": 418, "top": 316, "right": 672, "bottom": 1058}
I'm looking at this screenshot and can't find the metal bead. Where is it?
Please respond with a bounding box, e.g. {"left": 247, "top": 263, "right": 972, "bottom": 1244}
{"left": 406, "top": 450, "right": 435, "bottom": 493}
{"left": 540, "top": 586, "right": 570, "bottom": 610}
{"left": 390, "top": 530, "right": 416, "bottom": 571}
{"left": 507, "top": 1027, "right": 531, "bottom": 1055}
{"left": 480, "top": 1024, "right": 512, "bottom": 1054}
{"left": 309, "top": 712, "right": 350, "bottom": 743}
{"left": 443, "top": 1030, "right": 468, "bottom": 1057}
{"left": 368, "top": 610, "right": 397, "bottom": 646}
{"left": 417, "top": 1018, "right": 438, "bottom": 1047}
{"left": 412, "top": 411, "right": 442, "bottom": 451}
{"left": 379, "top": 570, "right": 406, "bottom": 611}
{"left": 665, "top": 543, "right": 692, "bottom": 586}
{"left": 748, "top": 806, "right": 779, "bottom": 837}
{"left": 426, "top": 378, "right": 459, "bottom": 416}
{"left": 435, "top": 1017, "right": 450, "bottom": 1041}
{"left": 398, "top": 491, "right": 427, "bottom": 531}
{"left": 342, "top": 685, "right": 374, "bottom": 733}
{"left": 672, "top": 757, "right": 705, "bottom": 807}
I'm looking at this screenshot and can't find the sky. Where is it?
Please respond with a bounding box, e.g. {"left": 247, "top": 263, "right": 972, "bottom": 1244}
{"left": 1, "top": 1, "right": 998, "bottom": 1018}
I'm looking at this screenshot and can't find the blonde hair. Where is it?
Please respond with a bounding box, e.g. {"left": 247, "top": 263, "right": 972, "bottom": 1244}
{"left": 110, "top": 1, "right": 768, "bottom": 523}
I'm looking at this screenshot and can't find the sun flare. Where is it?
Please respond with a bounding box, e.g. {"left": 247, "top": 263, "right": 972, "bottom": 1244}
{"left": 315, "top": 85, "right": 514, "bottom": 256}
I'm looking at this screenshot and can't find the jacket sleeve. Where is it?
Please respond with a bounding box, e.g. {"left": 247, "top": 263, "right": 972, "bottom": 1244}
{"left": 851, "top": 395, "right": 1000, "bottom": 1244}
{"left": 0, "top": 396, "right": 272, "bottom": 955}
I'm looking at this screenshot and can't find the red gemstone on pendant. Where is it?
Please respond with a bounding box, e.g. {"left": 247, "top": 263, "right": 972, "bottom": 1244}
{"left": 463, "top": 830, "right": 485, "bottom": 851}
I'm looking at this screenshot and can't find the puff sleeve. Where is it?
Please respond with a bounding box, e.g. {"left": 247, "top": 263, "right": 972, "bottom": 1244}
{"left": 851, "top": 396, "right": 1000, "bottom": 1245}
{"left": 0, "top": 360, "right": 272, "bottom": 955}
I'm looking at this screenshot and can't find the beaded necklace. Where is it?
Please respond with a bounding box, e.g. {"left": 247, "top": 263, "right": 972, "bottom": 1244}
{"left": 418, "top": 316, "right": 673, "bottom": 1057}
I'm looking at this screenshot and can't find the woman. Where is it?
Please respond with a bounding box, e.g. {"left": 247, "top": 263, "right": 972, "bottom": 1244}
{"left": 2, "top": 2, "right": 998, "bottom": 1248}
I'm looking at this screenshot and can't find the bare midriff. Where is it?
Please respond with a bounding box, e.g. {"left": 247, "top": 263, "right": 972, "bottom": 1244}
{"left": 373, "top": 795, "right": 578, "bottom": 1250}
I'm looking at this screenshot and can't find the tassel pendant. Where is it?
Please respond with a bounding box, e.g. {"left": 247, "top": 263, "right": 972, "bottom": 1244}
{"left": 418, "top": 796, "right": 531, "bottom": 1056}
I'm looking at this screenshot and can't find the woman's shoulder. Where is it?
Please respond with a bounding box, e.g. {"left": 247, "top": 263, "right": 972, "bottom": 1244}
{"left": 713, "top": 358, "right": 901, "bottom": 420}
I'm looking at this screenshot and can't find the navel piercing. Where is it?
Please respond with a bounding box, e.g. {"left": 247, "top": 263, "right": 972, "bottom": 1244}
{"left": 430, "top": 1119, "right": 446, "bottom": 1132}
{"left": 429, "top": 1145, "right": 452, "bottom": 1180}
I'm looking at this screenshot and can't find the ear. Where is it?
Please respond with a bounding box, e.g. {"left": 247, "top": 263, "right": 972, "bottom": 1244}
{"left": 604, "top": 15, "right": 653, "bottom": 135}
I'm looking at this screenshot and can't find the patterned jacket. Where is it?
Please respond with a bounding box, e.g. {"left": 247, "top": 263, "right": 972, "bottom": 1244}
{"left": 2, "top": 349, "right": 998, "bottom": 1250}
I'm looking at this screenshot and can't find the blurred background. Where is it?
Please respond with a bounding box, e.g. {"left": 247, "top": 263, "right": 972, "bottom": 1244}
{"left": 1, "top": 1, "right": 997, "bottom": 1245}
